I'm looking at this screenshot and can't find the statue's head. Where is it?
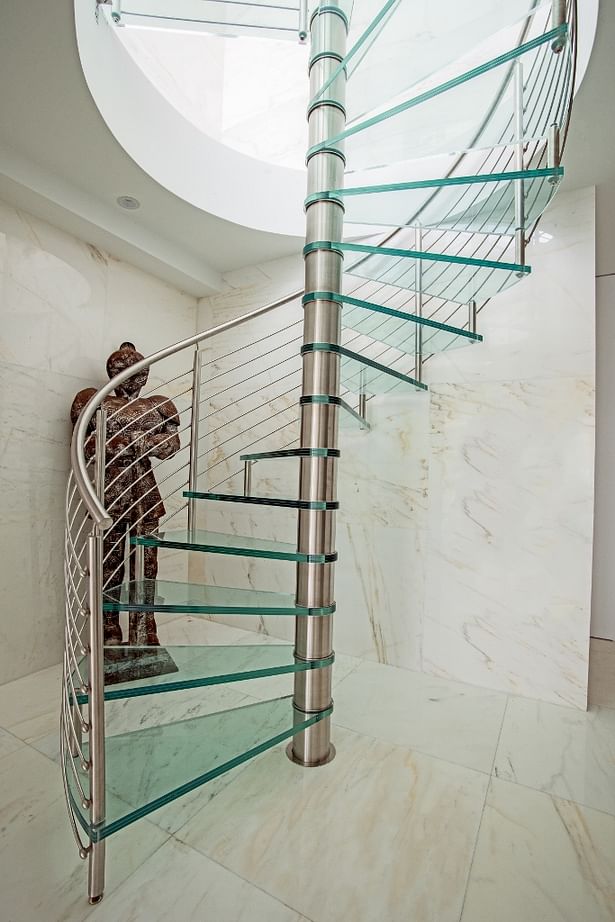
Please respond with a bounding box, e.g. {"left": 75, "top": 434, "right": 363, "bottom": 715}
{"left": 106, "top": 342, "right": 149, "bottom": 399}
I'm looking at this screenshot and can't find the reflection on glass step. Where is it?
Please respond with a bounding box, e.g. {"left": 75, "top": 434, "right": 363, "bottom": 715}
{"left": 75, "top": 645, "right": 334, "bottom": 703}
{"left": 306, "top": 240, "right": 530, "bottom": 305}
{"left": 131, "top": 528, "right": 336, "bottom": 563}
{"left": 305, "top": 291, "right": 481, "bottom": 355}
{"left": 103, "top": 580, "right": 336, "bottom": 616}
{"left": 311, "top": 167, "right": 563, "bottom": 235}
{"left": 183, "top": 491, "right": 339, "bottom": 511}
{"left": 66, "top": 696, "right": 333, "bottom": 840}
{"left": 106, "top": 0, "right": 304, "bottom": 42}
{"left": 310, "top": 0, "right": 550, "bottom": 126}
{"left": 309, "top": 24, "right": 569, "bottom": 171}
{"left": 301, "top": 343, "right": 427, "bottom": 395}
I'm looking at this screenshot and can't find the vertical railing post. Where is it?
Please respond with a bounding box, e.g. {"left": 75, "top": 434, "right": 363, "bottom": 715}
{"left": 358, "top": 367, "right": 367, "bottom": 428}
{"left": 87, "top": 407, "right": 107, "bottom": 904}
{"left": 551, "top": 0, "right": 567, "bottom": 52}
{"left": 290, "top": 1, "right": 347, "bottom": 767}
{"left": 468, "top": 299, "right": 478, "bottom": 335}
{"left": 187, "top": 348, "right": 202, "bottom": 538}
{"left": 414, "top": 224, "right": 424, "bottom": 382}
{"left": 298, "top": 0, "right": 308, "bottom": 43}
{"left": 243, "top": 459, "right": 254, "bottom": 497}
{"left": 514, "top": 60, "right": 526, "bottom": 272}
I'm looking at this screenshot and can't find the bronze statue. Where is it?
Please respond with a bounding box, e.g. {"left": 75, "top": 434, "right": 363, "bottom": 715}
{"left": 71, "top": 343, "right": 180, "bottom": 646}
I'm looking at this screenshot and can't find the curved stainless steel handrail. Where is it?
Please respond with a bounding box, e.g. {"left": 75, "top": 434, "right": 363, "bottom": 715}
{"left": 71, "top": 288, "right": 302, "bottom": 529}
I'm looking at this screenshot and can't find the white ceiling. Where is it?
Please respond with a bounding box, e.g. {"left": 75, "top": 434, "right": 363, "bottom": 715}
{"left": 0, "top": 0, "right": 304, "bottom": 296}
{"left": 0, "top": 1, "right": 611, "bottom": 293}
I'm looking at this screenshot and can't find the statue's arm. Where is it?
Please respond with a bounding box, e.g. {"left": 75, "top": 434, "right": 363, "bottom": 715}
{"left": 145, "top": 396, "right": 181, "bottom": 460}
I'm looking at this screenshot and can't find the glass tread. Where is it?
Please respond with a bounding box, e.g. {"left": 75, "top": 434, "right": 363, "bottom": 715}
{"left": 107, "top": 0, "right": 305, "bottom": 41}
{"left": 183, "top": 491, "right": 339, "bottom": 511}
{"left": 239, "top": 448, "right": 340, "bottom": 460}
{"left": 308, "top": 167, "right": 563, "bottom": 235}
{"left": 305, "top": 240, "right": 530, "bottom": 305}
{"left": 75, "top": 645, "right": 334, "bottom": 703}
{"left": 301, "top": 343, "right": 427, "bottom": 396}
{"left": 305, "top": 291, "right": 481, "bottom": 355}
{"left": 66, "top": 695, "right": 333, "bottom": 840}
{"left": 131, "top": 529, "right": 336, "bottom": 563}
{"left": 310, "top": 0, "right": 550, "bottom": 125}
{"left": 103, "top": 580, "right": 336, "bottom": 616}
{"left": 309, "top": 23, "right": 569, "bottom": 171}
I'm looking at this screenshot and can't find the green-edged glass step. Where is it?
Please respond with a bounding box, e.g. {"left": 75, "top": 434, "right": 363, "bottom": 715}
{"left": 308, "top": 24, "right": 569, "bottom": 171}
{"left": 103, "top": 580, "right": 335, "bottom": 616}
{"left": 108, "top": 0, "right": 305, "bottom": 42}
{"left": 310, "top": 167, "right": 563, "bottom": 236}
{"left": 310, "top": 0, "right": 550, "bottom": 125}
{"left": 305, "top": 241, "right": 529, "bottom": 305}
{"left": 131, "top": 528, "right": 336, "bottom": 563}
{"left": 75, "top": 645, "right": 334, "bottom": 703}
{"left": 183, "top": 491, "right": 339, "bottom": 511}
{"left": 305, "top": 291, "right": 481, "bottom": 354}
{"left": 65, "top": 695, "right": 333, "bottom": 840}
{"left": 239, "top": 448, "right": 340, "bottom": 461}
{"left": 302, "top": 343, "right": 427, "bottom": 396}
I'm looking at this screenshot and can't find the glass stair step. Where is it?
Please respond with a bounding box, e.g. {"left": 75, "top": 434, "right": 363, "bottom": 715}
{"left": 103, "top": 580, "right": 335, "bottom": 616}
{"left": 105, "top": 0, "right": 305, "bottom": 42}
{"left": 74, "top": 645, "right": 334, "bottom": 704}
{"left": 239, "top": 448, "right": 341, "bottom": 461}
{"left": 310, "top": 0, "right": 550, "bottom": 126}
{"left": 310, "top": 241, "right": 530, "bottom": 305}
{"left": 183, "top": 490, "right": 339, "bottom": 511}
{"left": 65, "top": 695, "right": 332, "bottom": 840}
{"left": 310, "top": 167, "right": 563, "bottom": 235}
{"left": 131, "top": 528, "right": 336, "bottom": 563}
{"left": 299, "top": 394, "right": 371, "bottom": 430}
{"left": 301, "top": 343, "right": 426, "bottom": 395}
{"left": 309, "top": 22, "right": 569, "bottom": 171}
{"left": 305, "top": 291, "right": 481, "bottom": 354}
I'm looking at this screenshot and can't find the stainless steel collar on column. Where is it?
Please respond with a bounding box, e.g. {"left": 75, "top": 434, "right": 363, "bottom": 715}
{"left": 289, "top": 2, "right": 347, "bottom": 767}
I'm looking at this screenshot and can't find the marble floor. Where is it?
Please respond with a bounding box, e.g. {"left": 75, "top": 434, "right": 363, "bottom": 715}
{"left": 1, "top": 623, "right": 614, "bottom": 922}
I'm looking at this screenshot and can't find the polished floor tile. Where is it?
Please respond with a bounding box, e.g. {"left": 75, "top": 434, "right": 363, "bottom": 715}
{"left": 494, "top": 696, "right": 615, "bottom": 815}
{"left": 0, "top": 745, "right": 169, "bottom": 922}
{"left": 89, "top": 837, "right": 308, "bottom": 922}
{"left": 0, "top": 726, "right": 24, "bottom": 760}
{"left": 177, "top": 726, "right": 489, "bottom": 922}
{"left": 0, "top": 662, "right": 62, "bottom": 742}
{"left": 461, "top": 779, "right": 615, "bottom": 922}
{"left": 332, "top": 660, "right": 507, "bottom": 773}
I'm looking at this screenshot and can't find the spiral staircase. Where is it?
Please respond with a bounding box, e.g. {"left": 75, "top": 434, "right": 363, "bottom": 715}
{"left": 64, "top": 0, "right": 577, "bottom": 902}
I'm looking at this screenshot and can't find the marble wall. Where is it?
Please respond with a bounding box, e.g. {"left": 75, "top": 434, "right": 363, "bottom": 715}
{"left": 0, "top": 200, "right": 198, "bottom": 685}
{"left": 196, "top": 186, "right": 595, "bottom": 710}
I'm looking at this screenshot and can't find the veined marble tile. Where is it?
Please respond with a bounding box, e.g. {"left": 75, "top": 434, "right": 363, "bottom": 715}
{"left": 178, "top": 725, "right": 488, "bottom": 922}
{"left": 0, "top": 662, "right": 62, "bottom": 741}
{"left": 427, "top": 187, "right": 595, "bottom": 386}
{"left": 0, "top": 745, "right": 168, "bottom": 922}
{"left": 88, "top": 837, "right": 307, "bottom": 922}
{"left": 0, "top": 727, "right": 24, "bottom": 761}
{"left": 461, "top": 778, "right": 615, "bottom": 922}
{"left": 424, "top": 375, "right": 594, "bottom": 709}
{"left": 0, "top": 232, "right": 106, "bottom": 380}
{"left": 332, "top": 660, "right": 506, "bottom": 773}
{"left": 493, "top": 697, "right": 615, "bottom": 816}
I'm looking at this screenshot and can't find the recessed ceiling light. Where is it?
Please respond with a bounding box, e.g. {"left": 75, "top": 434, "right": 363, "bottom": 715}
{"left": 116, "top": 195, "right": 141, "bottom": 210}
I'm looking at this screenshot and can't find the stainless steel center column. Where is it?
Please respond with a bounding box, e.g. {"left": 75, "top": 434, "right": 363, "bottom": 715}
{"left": 289, "top": 2, "right": 347, "bottom": 767}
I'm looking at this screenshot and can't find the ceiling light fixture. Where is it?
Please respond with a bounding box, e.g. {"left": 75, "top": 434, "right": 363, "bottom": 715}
{"left": 116, "top": 195, "right": 141, "bottom": 210}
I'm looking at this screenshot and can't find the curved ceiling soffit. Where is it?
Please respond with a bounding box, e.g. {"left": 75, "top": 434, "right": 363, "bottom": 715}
{"left": 74, "top": 1, "right": 599, "bottom": 240}
{"left": 74, "top": 2, "right": 307, "bottom": 237}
